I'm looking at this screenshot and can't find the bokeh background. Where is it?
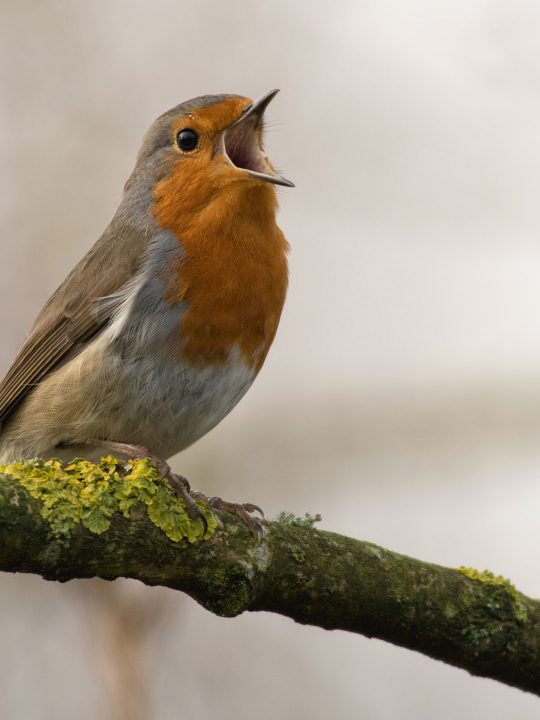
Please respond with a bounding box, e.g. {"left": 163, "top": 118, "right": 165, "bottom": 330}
{"left": 2, "top": 1, "right": 540, "bottom": 717}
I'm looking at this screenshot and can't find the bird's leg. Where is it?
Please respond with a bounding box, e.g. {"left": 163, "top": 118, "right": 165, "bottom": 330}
{"left": 73, "top": 440, "right": 264, "bottom": 537}
{"left": 78, "top": 440, "right": 207, "bottom": 533}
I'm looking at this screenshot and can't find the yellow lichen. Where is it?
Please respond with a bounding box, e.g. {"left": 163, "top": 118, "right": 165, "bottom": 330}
{"left": 458, "top": 566, "right": 513, "bottom": 588}
{"left": 0, "top": 456, "right": 216, "bottom": 543}
{"left": 458, "top": 566, "right": 527, "bottom": 623}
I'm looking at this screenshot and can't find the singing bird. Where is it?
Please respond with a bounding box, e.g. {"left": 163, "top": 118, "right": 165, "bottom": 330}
{"left": 0, "top": 90, "right": 293, "bottom": 530}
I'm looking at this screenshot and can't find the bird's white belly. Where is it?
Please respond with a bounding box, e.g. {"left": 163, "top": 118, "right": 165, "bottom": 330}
{"left": 65, "top": 340, "right": 256, "bottom": 459}
{"left": 93, "top": 345, "right": 256, "bottom": 458}
{"left": 0, "top": 340, "right": 256, "bottom": 463}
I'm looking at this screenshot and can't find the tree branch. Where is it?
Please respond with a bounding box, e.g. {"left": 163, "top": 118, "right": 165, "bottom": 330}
{"left": 0, "top": 461, "right": 539, "bottom": 696}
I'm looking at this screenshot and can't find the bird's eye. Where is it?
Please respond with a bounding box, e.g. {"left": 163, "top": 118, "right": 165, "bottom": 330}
{"left": 176, "top": 128, "right": 199, "bottom": 152}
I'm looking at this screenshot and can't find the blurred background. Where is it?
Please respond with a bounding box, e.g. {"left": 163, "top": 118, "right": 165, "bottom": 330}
{"left": 2, "top": 0, "right": 540, "bottom": 717}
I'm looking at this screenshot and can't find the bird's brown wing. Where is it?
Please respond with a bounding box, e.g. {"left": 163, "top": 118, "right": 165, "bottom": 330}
{"left": 0, "top": 222, "right": 150, "bottom": 424}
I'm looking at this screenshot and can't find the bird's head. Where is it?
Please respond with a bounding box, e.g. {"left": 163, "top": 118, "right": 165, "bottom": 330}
{"left": 126, "top": 90, "right": 293, "bottom": 230}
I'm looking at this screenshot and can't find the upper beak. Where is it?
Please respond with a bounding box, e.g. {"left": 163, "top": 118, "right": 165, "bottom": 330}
{"left": 221, "top": 89, "right": 294, "bottom": 188}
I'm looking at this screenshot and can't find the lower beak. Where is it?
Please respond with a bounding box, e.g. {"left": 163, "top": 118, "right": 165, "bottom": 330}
{"left": 220, "top": 89, "right": 294, "bottom": 188}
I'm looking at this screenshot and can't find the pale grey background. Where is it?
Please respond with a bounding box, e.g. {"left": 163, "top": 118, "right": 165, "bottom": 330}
{"left": 1, "top": 1, "right": 540, "bottom": 718}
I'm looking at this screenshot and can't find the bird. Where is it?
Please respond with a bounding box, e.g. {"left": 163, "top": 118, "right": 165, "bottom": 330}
{"left": 0, "top": 89, "right": 293, "bottom": 532}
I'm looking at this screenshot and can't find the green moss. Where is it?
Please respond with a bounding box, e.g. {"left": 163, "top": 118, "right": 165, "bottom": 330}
{"left": 201, "top": 564, "right": 255, "bottom": 617}
{"left": 276, "top": 511, "right": 322, "bottom": 528}
{"left": 290, "top": 546, "right": 306, "bottom": 563}
{"left": 0, "top": 456, "right": 216, "bottom": 543}
{"left": 458, "top": 566, "right": 527, "bottom": 624}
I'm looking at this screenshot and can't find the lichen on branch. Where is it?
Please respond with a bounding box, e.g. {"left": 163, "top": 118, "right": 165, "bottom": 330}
{"left": 0, "top": 456, "right": 215, "bottom": 542}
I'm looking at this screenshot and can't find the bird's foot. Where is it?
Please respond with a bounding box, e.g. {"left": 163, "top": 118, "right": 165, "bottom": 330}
{"left": 79, "top": 440, "right": 264, "bottom": 537}
{"left": 191, "top": 491, "right": 265, "bottom": 539}
{"left": 81, "top": 440, "right": 208, "bottom": 534}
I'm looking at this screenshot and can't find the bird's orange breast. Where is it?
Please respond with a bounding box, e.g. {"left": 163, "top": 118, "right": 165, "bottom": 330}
{"left": 153, "top": 166, "right": 288, "bottom": 373}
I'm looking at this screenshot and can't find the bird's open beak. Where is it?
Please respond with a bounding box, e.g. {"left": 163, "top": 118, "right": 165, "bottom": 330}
{"left": 220, "top": 89, "right": 294, "bottom": 188}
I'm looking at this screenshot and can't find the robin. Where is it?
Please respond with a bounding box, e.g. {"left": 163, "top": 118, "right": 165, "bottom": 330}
{"left": 0, "top": 89, "right": 293, "bottom": 533}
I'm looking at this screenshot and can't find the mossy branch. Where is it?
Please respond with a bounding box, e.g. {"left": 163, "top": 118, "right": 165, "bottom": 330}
{"left": 0, "top": 459, "right": 539, "bottom": 696}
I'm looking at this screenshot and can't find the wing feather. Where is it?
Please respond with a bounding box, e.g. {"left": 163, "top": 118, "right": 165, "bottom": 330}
{"left": 0, "top": 221, "right": 150, "bottom": 424}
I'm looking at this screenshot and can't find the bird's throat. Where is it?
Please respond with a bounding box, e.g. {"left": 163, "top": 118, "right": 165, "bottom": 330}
{"left": 152, "top": 174, "right": 288, "bottom": 373}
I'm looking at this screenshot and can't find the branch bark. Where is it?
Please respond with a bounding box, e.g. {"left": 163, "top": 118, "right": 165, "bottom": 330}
{"left": 1, "top": 467, "right": 539, "bottom": 695}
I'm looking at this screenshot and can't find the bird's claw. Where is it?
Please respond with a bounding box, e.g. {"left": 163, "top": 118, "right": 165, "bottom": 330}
{"left": 241, "top": 502, "right": 264, "bottom": 517}
{"left": 167, "top": 472, "right": 208, "bottom": 536}
{"left": 203, "top": 495, "right": 265, "bottom": 539}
